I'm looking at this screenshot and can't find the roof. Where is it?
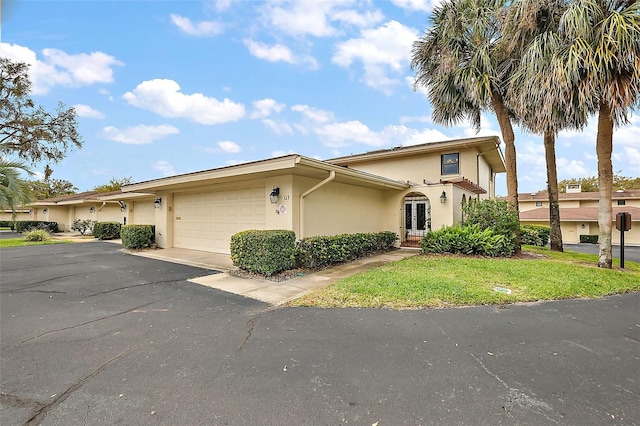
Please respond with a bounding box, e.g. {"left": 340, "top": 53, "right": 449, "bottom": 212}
{"left": 513, "top": 190, "right": 640, "bottom": 201}
{"left": 122, "top": 154, "right": 410, "bottom": 193}
{"left": 31, "top": 190, "right": 123, "bottom": 206}
{"left": 327, "top": 136, "right": 506, "bottom": 173}
{"left": 520, "top": 206, "right": 640, "bottom": 222}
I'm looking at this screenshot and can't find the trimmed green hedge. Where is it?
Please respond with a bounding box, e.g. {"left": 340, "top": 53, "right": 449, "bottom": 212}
{"left": 121, "top": 224, "right": 155, "bottom": 249}
{"left": 521, "top": 225, "right": 550, "bottom": 246}
{"left": 93, "top": 221, "right": 122, "bottom": 240}
{"left": 0, "top": 220, "right": 14, "bottom": 229}
{"left": 230, "top": 230, "right": 297, "bottom": 276}
{"left": 420, "top": 225, "right": 514, "bottom": 257}
{"left": 580, "top": 234, "right": 599, "bottom": 244}
{"left": 15, "top": 221, "right": 59, "bottom": 233}
{"left": 295, "top": 231, "right": 398, "bottom": 269}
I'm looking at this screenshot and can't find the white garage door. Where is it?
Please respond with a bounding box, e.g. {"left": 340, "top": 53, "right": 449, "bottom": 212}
{"left": 173, "top": 187, "right": 266, "bottom": 253}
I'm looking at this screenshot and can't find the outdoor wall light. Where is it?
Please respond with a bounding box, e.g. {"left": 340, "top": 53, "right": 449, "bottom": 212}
{"left": 440, "top": 191, "right": 447, "bottom": 204}
{"left": 89, "top": 206, "right": 96, "bottom": 213}
{"left": 581, "top": 223, "right": 585, "bottom": 229}
{"left": 269, "top": 187, "right": 280, "bottom": 204}
{"left": 118, "top": 201, "right": 127, "bottom": 212}
{"left": 28, "top": 209, "right": 33, "bottom": 215}
{"left": 154, "top": 197, "right": 162, "bottom": 209}
{"left": 42, "top": 208, "right": 48, "bottom": 214}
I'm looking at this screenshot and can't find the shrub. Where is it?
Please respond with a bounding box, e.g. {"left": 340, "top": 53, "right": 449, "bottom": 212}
{"left": 121, "top": 225, "right": 155, "bottom": 249}
{"left": 71, "top": 219, "right": 96, "bottom": 235}
{"left": 521, "top": 225, "right": 550, "bottom": 246}
{"left": 0, "top": 220, "right": 14, "bottom": 229}
{"left": 15, "top": 221, "right": 59, "bottom": 233}
{"left": 296, "top": 231, "right": 398, "bottom": 269}
{"left": 23, "top": 229, "right": 51, "bottom": 242}
{"left": 580, "top": 234, "right": 598, "bottom": 244}
{"left": 420, "top": 225, "right": 514, "bottom": 257}
{"left": 463, "top": 199, "right": 519, "bottom": 245}
{"left": 230, "top": 230, "right": 296, "bottom": 276}
{"left": 93, "top": 221, "right": 122, "bottom": 240}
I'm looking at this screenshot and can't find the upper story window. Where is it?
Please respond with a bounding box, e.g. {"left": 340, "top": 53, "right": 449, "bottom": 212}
{"left": 441, "top": 153, "right": 459, "bottom": 175}
{"left": 536, "top": 201, "right": 543, "bottom": 207}
{"left": 617, "top": 200, "right": 626, "bottom": 206}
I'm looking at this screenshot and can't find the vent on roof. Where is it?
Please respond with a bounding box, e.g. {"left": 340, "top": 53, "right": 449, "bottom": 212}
{"left": 566, "top": 184, "right": 582, "bottom": 193}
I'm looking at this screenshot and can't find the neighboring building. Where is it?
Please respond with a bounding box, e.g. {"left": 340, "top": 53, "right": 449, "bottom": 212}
{"left": 516, "top": 185, "right": 640, "bottom": 245}
{"left": 15, "top": 137, "right": 505, "bottom": 253}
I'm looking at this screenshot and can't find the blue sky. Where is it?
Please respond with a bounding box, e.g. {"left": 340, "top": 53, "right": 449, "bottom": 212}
{"left": 2, "top": 0, "right": 639, "bottom": 195}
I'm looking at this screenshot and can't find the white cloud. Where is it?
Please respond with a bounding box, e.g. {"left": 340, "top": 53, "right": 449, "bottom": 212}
{"left": 250, "top": 98, "right": 286, "bottom": 119}
{"left": 102, "top": 124, "right": 179, "bottom": 144}
{"left": 243, "top": 39, "right": 317, "bottom": 69}
{"left": 214, "top": 0, "right": 234, "bottom": 12}
{"left": 262, "top": 119, "right": 294, "bottom": 135}
{"left": 331, "top": 9, "right": 385, "bottom": 28}
{"left": 332, "top": 21, "right": 419, "bottom": 93}
{"left": 123, "top": 79, "right": 245, "bottom": 124}
{"left": 291, "top": 104, "right": 334, "bottom": 123}
{"left": 315, "top": 120, "right": 383, "bottom": 147}
{"left": 218, "top": 140, "right": 241, "bottom": 153}
{"left": 153, "top": 161, "right": 177, "bottom": 177}
{"left": 0, "top": 43, "right": 123, "bottom": 95}
{"left": 170, "top": 14, "right": 223, "bottom": 37}
{"left": 73, "top": 104, "right": 104, "bottom": 119}
{"left": 391, "top": 0, "right": 442, "bottom": 12}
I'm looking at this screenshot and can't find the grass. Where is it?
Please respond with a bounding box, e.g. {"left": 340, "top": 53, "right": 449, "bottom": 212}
{"left": 0, "top": 237, "right": 71, "bottom": 248}
{"left": 290, "top": 246, "right": 640, "bottom": 309}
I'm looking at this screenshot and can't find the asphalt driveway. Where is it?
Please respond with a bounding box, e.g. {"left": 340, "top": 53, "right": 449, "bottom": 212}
{"left": 1, "top": 242, "right": 639, "bottom": 425}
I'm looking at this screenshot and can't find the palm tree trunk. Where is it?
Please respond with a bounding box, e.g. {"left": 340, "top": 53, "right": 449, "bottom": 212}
{"left": 491, "top": 91, "right": 521, "bottom": 253}
{"left": 596, "top": 103, "right": 613, "bottom": 268}
{"left": 543, "top": 131, "right": 563, "bottom": 251}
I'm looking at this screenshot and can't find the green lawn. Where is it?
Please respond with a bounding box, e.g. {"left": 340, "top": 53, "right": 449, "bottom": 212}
{"left": 290, "top": 247, "right": 640, "bottom": 309}
{"left": 0, "top": 238, "right": 71, "bottom": 248}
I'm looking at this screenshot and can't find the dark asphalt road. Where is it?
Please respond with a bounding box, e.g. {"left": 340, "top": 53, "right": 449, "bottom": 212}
{"left": 1, "top": 242, "right": 639, "bottom": 425}
{"left": 565, "top": 243, "right": 640, "bottom": 263}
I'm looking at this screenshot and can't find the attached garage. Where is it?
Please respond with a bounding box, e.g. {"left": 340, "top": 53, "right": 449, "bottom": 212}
{"left": 173, "top": 186, "right": 266, "bottom": 253}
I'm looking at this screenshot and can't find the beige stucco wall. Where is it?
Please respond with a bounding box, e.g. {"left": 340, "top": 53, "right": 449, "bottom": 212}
{"left": 130, "top": 201, "right": 155, "bottom": 225}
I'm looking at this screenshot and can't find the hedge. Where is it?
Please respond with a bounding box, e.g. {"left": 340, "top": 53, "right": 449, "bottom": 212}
{"left": 580, "top": 234, "right": 599, "bottom": 244}
{"left": 295, "top": 231, "right": 398, "bottom": 269}
{"left": 230, "top": 230, "right": 296, "bottom": 276}
{"left": 121, "top": 224, "right": 155, "bottom": 249}
{"left": 521, "top": 225, "right": 550, "bottom": 246}
{"left": 14, "top": 221, "right": 59, "bottom": 233}
{"left": 93, "top": 221, "right": 122, "bottom": 240}
{"left": 0, "top": 220, "right": 14, "bottom": 229}
{"left": 420, "top": 225, "right": 514, "bottom": 257}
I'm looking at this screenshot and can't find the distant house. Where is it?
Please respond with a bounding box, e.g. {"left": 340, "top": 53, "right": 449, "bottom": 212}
{"left": 515, "top": 185, "right": 640, "bottom": 245}
{"left": 11, "top": 137, "right": 506, "bottom": 253}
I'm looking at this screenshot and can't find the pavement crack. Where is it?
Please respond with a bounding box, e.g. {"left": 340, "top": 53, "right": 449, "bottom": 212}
{"left": 237, "top": 316, "right": 257, "bottom": 353}
{"left": 84, "top": 279, "right": 180, "bottom": 298}
{"left": 23, "top": 339, "right": 145, "bottom": 426}
{"left": 1, "top": 272, "right": 88, "bottom": 294}
{"left": 17, "top": 302, "right": 154, "bottom": 346}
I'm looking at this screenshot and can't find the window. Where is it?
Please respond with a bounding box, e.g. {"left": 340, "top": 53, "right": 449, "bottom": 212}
{"left": 617, "top": 200, "right": 626, "bottom": 206}
{"left": 441, "top": 153, "right": 459, "bottom": 175}
{"left": 535, "top": 201, "right": 543, "bottom": 207}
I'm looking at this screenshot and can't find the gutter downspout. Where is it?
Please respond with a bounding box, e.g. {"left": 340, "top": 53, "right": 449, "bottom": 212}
{"left": 299, "top": 170, "right": 335, "bottom": 238}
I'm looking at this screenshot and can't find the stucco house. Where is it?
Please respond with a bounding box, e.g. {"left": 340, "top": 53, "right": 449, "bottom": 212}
{"left": 516, "top": 185, "right": 640, "bottom": 245}
{"left": 12, "top": 136, "right": 505, "bottom": 253}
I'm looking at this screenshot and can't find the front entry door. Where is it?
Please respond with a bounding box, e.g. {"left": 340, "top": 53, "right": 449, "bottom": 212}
{"left": 405, "top": 199, "right": 430, "bottom": 237}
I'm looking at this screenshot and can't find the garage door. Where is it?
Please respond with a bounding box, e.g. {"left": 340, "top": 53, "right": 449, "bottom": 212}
{"left": 173, "top": 187, "right": 266, "bottom": 253}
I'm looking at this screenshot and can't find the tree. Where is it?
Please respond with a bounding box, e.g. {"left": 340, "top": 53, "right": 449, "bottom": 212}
{"left": 0, "top": 58, "right": 82, "bottom": 170}
{"left": 558, "top": 0, "right": 640, "bottom": 268}
{"left": 411, "top": 0, "right": 522, "bottom": 252}
{"left": 26, "top": 178, "right": 78, "bottom": 200}
{"left": 93, "top": 177, "right": 132, "bottom": 193}
{"left": 552, "top": 174, "right": 640, "bottom": 193}
{"left": 0, "top": 158, "right": 33, "bottom": 217}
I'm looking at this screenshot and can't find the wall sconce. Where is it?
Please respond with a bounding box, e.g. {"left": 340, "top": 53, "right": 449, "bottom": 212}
{"left": 89, "top": 206, "right": 96, "bottom": 213}
{"left": 154, "top": 197, "right": 162, "bottom": 209}
{"left": 28, "top": 209, "right": 33, "bottom": 215}
{"left": 440, "top": 191, "right": 447, "bottom": 204}
{"left": 118, "top": 201, "right": 127, "bottom": 212}
{"left": 269, "top": 187, "right": 280, "bottom": 204}
{"left": 581, "top": 223, "right": 585, "bottom": 229}
{"left": 42, "top": 208, "right": 48, "bottom": 214}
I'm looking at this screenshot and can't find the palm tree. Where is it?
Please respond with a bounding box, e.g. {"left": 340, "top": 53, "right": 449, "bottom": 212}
{"left": 558, "top": 0, "right": 640, "bottom": 268}
{"left": 411, "top": 0, "right": 522, "bottom": 252}
{"left": 0, "top": 158, "right": 33, "bottom": 218}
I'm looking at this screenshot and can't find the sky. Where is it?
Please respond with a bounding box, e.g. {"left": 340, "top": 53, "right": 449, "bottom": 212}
{"left": 2, "top": 0, "right": 639, "bottom": 196}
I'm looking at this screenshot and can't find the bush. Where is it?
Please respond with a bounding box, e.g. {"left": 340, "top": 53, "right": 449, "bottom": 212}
{"left": 15, "top": 221, "right": 59, "bottom": 233}
{"left": 295, "top": 231, "right": 398, "bottom": 269}
{"left": 0, "top": 220, "right": 14, "bottom": 229}
{"left": 463, "top": 199, "right": 519, "bottom": 245}
{"left": 231, "top": 230, "right": 296, "bottom": 276}
{"left": 521, "top": 225, "right": 550, "bottom": 246}
{"left": 420, "top": 225, "right": 514, "bottom": 257}
{"left": 71, "top": 219, "right": 96, "bottom": 235}
{"left": 580, "top": 234, "right": 599, "bottom": 244}
{"left": 93, "top": 221, "right": 122, "bottom": 240}
{"left": 23, "top": 229, "right": 51, "bottom": 242}
{"left": 121, "top": 225, "right": 155, "bottom": 249}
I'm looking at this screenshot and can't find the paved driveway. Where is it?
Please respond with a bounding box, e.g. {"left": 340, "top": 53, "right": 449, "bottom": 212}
{"left": 565, "top": 243, "right": 640, "bottom": 263}
{"left": 2, "top": 243, "right": 639, "bottom": 425}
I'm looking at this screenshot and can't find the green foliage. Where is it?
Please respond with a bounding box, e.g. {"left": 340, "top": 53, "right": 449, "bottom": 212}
{"left": 551, "top": 174, "right": 640, "bottom": 193}
{"left": 463, "top": 199, "right": 520, "bottom": 244}
{"left": 420, "top": 225, "right": 513, "bottom": 257}
{"left": 580, "top": 235, "right": 599, "bottom": 244}
{"left": 93, "top": 177, "right": 132, "bottom": 193}
{"left": 521, "top": 225, "right": 550, "bottom": 246}
{"left": 295, "top": 232, "right": 398, "bottom": 269}
{"left": 230, "top": 230, "right": 297, "bottom": 276}
{"left": 15, "top": 220, "right": 59, "bottom": 233}
{"left": 26, "top": 178, "right": 77, "bottom": 199}
{"left": 121, "top": 224, "right": 155, "bottom": 249}
{"left": 71, "top": 219, "right": 96, "bottom": 235}
{"left": 23, "top": 229, "right": 50, "bottom": 242}
{"left": 0, "top": 220, "right": 14, "bottom": 229}
{"left": 93, "top": 221, "right": 122, "bottom": 240}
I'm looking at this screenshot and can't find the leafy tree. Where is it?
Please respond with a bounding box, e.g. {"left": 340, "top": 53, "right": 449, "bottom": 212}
{"left": 0, "top": 58, "right": 82, "bottom": 168}
{"left": 411, "top": 0, "right": 522, "bottom": 252}
{"left": 0, "top": 158, "right": 33, "bottom": 216}
{"left": 552, "top": 174, "right": 640, "bottom": 193}
{"left": 92, "top": 177, "right": 132, "bottom": 193}
{"left": 26, "top": 178, "right": 78, "bottom": 200}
